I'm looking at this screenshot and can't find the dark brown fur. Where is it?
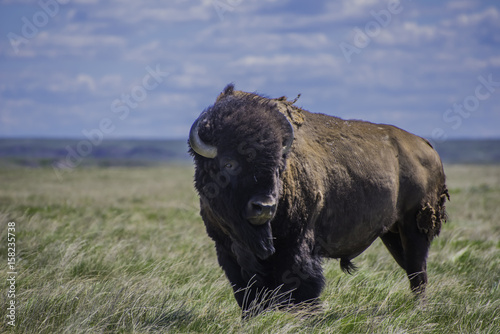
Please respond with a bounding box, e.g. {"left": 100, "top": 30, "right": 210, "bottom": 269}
{"left": 189, "top": 84, "right": 448, "bottom": 317}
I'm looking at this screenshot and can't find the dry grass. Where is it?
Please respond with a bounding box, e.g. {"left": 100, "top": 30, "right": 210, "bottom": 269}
{"left": 0, "top": 164, "right": 499, "bottom": 333}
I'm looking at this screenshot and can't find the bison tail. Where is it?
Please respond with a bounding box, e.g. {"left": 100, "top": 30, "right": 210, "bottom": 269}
{"left": 340, "top": 258, "right": 357, "bottom": 275}
{"left": 416, "top": 185, "right": 450, "bottom": 240}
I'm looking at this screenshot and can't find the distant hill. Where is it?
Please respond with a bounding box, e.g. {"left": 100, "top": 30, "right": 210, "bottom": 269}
{"left": 432, "top": 139, "right": 500, "bottom": 165}
{"left": 0, "top": 138, "right": 499, "bottom": 168}
{"left": 0, "top": 139, "right": 190, "bottom": 168}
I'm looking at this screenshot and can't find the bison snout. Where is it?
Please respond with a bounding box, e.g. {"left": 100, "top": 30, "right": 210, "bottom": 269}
{"left": 245, "top": 196, "right": 277, "bottom": 225}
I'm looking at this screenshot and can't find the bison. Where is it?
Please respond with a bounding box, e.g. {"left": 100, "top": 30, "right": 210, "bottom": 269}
{"left": 189, "top": 84, "right": 449, "bottom": 316}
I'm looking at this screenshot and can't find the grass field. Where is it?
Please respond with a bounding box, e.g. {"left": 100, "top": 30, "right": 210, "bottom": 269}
{"left": 0, "top": 164, "right": 499, "bottom": 333}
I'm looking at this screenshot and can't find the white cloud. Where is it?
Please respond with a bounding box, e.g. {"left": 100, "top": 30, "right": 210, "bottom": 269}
{"left": 336, "top": 0, "right": 379, "bottom": 18}
{"left": 37, "top": 73, "right": 98, "bottom": 95}
{"left": 152, "top": 93, "right": 198, "bottom": 112}
{"left": 0, "top": 99, "right": 35, "bottom": 126}
{"left": 0, "top": 0, "right": 31, "bottom": 3}
{"left": 76, "top": 74, "right": 96, "bottom": 92}
{"left": 237, "top": 52, "right": 334, "bottom": 66}
{"left": 456, "top": 7, "right": 499, "bottom": 26}
{"left": 446, "top": 0, "right": 478, "bottom": 11}
{"left": 402, "top": 22, "right": 436, "bottom": 40}
{"left": 490, "top": 56, "right": 500, "bottom": 67}
{"left": 374, "top": 20, "right": 440, "bottom": 47}
{"left": 11, "top": 70, "right": 123, "bottom": 100}
{"left": 99, "top": 74, "right": 123, "bottom": 91}
{"left": 121, "top": 41, "right": 162, "bottom": 63}
{"left": 279, "top": 33, "right": 330, "bottom": 50}
{"left": 462, "top": 57, "right": 489, "bottom": 71}
{"left": 37, "top": 31, "right": 126, "bottom": 55}
{"left": 169, "top": 63, "right": 225, "bottom": 89}
{"left": 2, "top": 28, "right": 127, "bottom": 59}
{"left": 73, "top": 0, "right": 99, "bottom": 4}
{"left": 93, "top": 0, "right": 214, "bottom": 23}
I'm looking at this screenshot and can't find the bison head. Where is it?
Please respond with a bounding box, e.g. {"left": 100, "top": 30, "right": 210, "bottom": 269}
{"left": 189, "top": 84, "right": 294, "bottom": 260}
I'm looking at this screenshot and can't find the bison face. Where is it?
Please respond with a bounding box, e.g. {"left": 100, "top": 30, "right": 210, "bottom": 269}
{"left": 192, "top": 135, "right": 289, "bottom": 260}
{"left": 219, "top": 155, "right": 280, "bottom": 226}
{"left": 204, "top": 152, "right": 282, "bottom": 259}
{"left": 189, "top": 87, "right": 294, "bottom": 260}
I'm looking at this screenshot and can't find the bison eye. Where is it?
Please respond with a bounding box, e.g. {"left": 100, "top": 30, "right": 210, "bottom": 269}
{"left": 221, "top": 159, "right": 237, "bottom": 170}
{"left": 220, "top": 158, "right": 240, "bottom": 174}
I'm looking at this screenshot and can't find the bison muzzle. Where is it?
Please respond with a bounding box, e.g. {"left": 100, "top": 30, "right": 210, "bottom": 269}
{"left": 189, "top": 84, "right": 449, "bottom": 317}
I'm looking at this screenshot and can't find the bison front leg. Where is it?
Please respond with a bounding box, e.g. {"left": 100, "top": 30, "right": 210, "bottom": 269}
{"left": 215, "top": 243, "right": 251, "bottom": 310}
{"left": 236, "top": 256, "right": 324, "bottom": 317}
{"left": 215, "top": 242, "right": 276, "bottom": 317}
{"left": 278, "top": 255, "right": 325, "bottom": 308}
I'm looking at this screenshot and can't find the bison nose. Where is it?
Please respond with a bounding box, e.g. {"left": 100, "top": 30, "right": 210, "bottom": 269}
{"left": 245, "top": 196, "right": 277, "bottom": 225}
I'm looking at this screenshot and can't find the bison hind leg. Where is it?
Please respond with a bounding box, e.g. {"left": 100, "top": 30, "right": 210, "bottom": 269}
{"left": 340, "top": 258, "right": 357, "bottom": 275}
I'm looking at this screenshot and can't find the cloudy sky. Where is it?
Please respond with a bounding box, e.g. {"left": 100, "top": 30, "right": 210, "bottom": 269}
{"left": 1, "top": 0, "right": 499, "bottom": 142}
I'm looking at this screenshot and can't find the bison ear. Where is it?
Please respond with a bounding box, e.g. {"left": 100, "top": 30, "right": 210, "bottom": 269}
{"left": 275, "top": 102, "right": 295, "bottom": 155}
{"left": 223, "top": 83, "right": 235, "bottom": 95}
{"left": 282, "top": 116, "right": 295, "bottom": 156}
{"left": 216, "top": 83, "right": 235, "bottom": 102}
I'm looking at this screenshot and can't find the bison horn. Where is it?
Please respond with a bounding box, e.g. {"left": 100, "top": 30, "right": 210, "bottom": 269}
{"left": 189, "top": 113, "right": 217, "bottom": 159}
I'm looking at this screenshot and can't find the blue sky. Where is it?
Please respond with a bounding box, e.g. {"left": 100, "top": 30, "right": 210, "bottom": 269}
{"left": 1, "top": 0, "right": 499, "bottom": 142}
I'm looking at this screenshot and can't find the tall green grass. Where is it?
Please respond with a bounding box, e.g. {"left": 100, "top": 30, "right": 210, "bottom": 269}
{"left": 1, "top": 165, "right": 499, "bottom": 333}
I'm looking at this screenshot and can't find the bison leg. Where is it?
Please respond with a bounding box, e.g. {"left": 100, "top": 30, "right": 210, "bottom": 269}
{"left": 381, "top": 214, "right": 431, "bottom": 294}
{"left": 280, "top": 257, "right": 325, "bottom": 305}
{"left": 216, "top": 242, "right": 325, "bottom": 316}
{"left": 399, "top": 211, "right": 432, "bottom": 294}
{"left": 216, "top": 242, "right": 296, "bottom": 317}
{"left": 215, "top": 242, "right": 273, "bottom": 315}
{"left": 380, "top": 229, "right": 406, "bottom": 270}
{"left": 214, "top": 243, "right": 250, "bottom": 309}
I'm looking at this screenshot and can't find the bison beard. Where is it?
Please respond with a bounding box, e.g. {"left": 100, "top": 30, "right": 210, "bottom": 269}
{"left": 189, "top": 84, "right": 449, "bottom": 317}
{"left": 231, "top": 218, "right": 275, "bottom": 261}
